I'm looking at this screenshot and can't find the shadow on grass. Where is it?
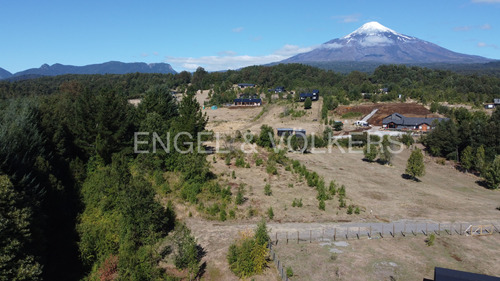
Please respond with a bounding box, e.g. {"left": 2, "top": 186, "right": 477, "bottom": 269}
{"left": 401, "top": 173, "right": 421, "bottom": 182}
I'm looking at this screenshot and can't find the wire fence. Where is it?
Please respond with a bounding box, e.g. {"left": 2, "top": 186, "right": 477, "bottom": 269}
{"left": 268, "top": 241, "right": 290, "bottom": 281}
{"left": 270, "top": 220, "right": 500, "bottom": 245}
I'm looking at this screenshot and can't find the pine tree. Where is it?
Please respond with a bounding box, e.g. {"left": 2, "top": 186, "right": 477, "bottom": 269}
{"left": 304, "top": 97, "right": 312, "bottom": 109}
{"left": 484, "top": 155, "right": 500, "bottom": 189}
{"left": 461, "top": 146, "right": 473, "bottom": 172}
{"left": 379, "top": 135, "right": 393, "bottom": 164}
{"left": 363, "top": 144, "right": 378, "bottom": 162}
{"left": 405, "top": 148, "right": 425, "bottom": 181}
{"left": 474, "top": 145, "right": 486, "bottom": 174}
{"left": 0, "top": 175, "right": 42, "bottom": 281}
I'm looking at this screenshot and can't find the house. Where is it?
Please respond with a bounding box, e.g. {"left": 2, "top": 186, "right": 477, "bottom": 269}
{"left": 299, "top": 90, "right": 319, "bottom": 102}
{"left": 233, "top": 98, "right": 262, "bottom": 106}
{"left": 382, "top": 113, "right": 447, "bottom": 132}
{"left": 276, "top": 128, "right": 306, "bottom": 137}
{"left": 274, "top": 86, "right": 285, "bottom": 93}
{"left": 424, "top": 267, "right": 500, "bottom": 281}
{"left": 238, "top": 83, "right": 255, "bottom": 89}
{"left": 484, "top": 98, "right": 500, "bottom": 109}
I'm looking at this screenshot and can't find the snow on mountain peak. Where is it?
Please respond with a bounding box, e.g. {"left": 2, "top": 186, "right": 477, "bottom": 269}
{"left": 342, "top": 21, "right": 413, "bottom": 41}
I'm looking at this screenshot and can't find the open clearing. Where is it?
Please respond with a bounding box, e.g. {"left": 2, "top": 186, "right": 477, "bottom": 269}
{"left": 272, "top": 234, "right": 500, "bottom": 281}
{"left": 182, "top": 95, "right": 500, "bottom": 280}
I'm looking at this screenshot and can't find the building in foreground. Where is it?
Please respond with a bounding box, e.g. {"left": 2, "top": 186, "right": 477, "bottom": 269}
{"left": 382, "top": 113, "right": 448, "bottom": 132}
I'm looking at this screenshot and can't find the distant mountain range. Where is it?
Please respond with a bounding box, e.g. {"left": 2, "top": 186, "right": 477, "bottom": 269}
{"left": 0, "top": 61, "right": 177, "bottom": 80}
{"left": 281, "top": 21, "right": 494, "bottom": 67}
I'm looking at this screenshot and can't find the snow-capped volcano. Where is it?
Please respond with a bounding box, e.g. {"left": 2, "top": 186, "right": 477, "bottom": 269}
{"left": 282, "top": 21, "right": 491, "bottom": 64}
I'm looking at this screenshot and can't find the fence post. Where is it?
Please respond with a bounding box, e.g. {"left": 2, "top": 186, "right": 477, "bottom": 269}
{"left": 460, "top": 223, "right": 462, "bottom": 235}
{"left": 369, "top": 226, "right": 372, "bottom": 238}
{"left": 346, "top": 227, "right": 349, "bottom": 239}
{"left": 358, "top": 227, "right": 360, "bottom": 239}
{"left": 438, "top": 223, "right": 441, "bottom": 235}
{"left": 334, "top": 228, "right": 336, "bottom": 241}
{"left": 276, "top": 232, "right": 278, "bottom": 244}
{"left": 309, "top": 230, "right": 312, "bottom": 243}
{"left": 286, "top": 232, "right": 288, "bottom": 244}
{"left": 426, "top": 223, "right": 428, "bottom": 236}
{"left": 381, "top": 225, "right": 384, "bottom": 238}
{"left": 450, "top": 224, "right": 453, "bottom": 235}
{"left": 392, "top": 223, "right": 395, "bottom": 238}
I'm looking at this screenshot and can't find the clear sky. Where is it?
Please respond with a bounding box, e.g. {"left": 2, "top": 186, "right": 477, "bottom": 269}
{"left": 1, "top": 0, "right": 499, "bottom": 73}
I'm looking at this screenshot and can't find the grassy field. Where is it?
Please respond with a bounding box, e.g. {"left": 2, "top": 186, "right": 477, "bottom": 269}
{"left": 181, "top": 93, "right": 500, "bottom": 280}
{"left": 273, "top": 234, "right": 500, "bottom": 281}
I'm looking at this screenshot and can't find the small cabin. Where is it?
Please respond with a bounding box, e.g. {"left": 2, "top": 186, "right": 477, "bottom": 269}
{"left": 238, "top": 83, "right": 255, "bottom": 89}
{"left": 233, "top": 98, "right": 262, "bottom": 106}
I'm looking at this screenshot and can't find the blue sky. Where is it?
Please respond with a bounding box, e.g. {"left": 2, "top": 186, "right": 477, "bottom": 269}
{"left": 1, "top": 0, "right": 499, "bottom": 73}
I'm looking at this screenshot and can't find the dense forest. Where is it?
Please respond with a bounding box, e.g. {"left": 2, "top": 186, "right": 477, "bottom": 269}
{"left": 1, "top": 63, "right": 500, "bottom": 280}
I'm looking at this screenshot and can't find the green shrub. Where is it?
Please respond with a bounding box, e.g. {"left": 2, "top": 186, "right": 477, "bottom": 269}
{"left": 220, "top": 209, "right": 227, "bottom": 221}
{"left": 426, "top": 233, "right": 435, "bottom": 246}
{"left": 354, "top": 206, "right": 360, "bottom": 214}
{"left": 319, "top": 199, "right": 325, "bottom": 211}
{"left": 286, "top": 266, "right": 294, "bottom": 278}
{"left": 264, "top": 184, "right": 272, "bottom": 196}
{"left": 347, "top": 205, "right": 353, "bottom": 215}
{"left": 267, "top": 207, "right": 274, "bottom": 220}
{"left": 235, "top": 157, "right": 246, "bottom": 167}
{"left": 255, "top": 158, "right": 263, "bottom": 166}
{"left": 266, "top": 162, "right": 278, "bottom": 175}
{"left": 229, "top": 209, "right": 236, "bottom": 219}
{"left": 231, "top": 170, "right": 236, "bottom": 179}
{"left": 329, "top": 181, "right": 337, "bottom": 196}
{"left": 236, "top": 186, "right": 244, "bottom": 205}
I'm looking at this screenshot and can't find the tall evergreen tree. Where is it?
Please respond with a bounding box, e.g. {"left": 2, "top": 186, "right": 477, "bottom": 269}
{"left": 304, "top": 97, "right": 312, "bottom": 109}
{"left": 405, "top": 148, "right": 425, "bottom": 181}
{"left": 461, "top": 146, "right": 474, "bottom": 172}
{"left": 475, "top": 145, "right": 486, "bottom": 174}
{"left": 0, "top": 175, "right": 42, "bottom": 281}
{"left": 484, "top": 155, "right": 500, "bottom": 190}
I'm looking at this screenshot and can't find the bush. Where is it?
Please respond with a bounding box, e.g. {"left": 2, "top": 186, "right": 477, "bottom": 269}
{"left": 264, "top": 184, "right": 272, "bottom": 196}
{"left": 347, "top": 205, "right": 353, "bottom": 215}
{"left": 236, "top": 186, "right": 244, "bottom": 205}
{"left": 231, "top": 170, "right": 236, "bottom": 179}
{"left": 354, "top": 206, "right": 360, "bottom": 214}
{"left": 426, "top": 233, "right": 435, "bottom": 246}
{"left": 286, "top": 266, "right": 294, "bottom": 278}
{"left": 255, "top": 158, "right": 263, "bottom": 166}
{"left": 229, "top": 209, "right": 236, "bottom": 218}
{"left": 235, "top": 157, "right": 246, "bottom": 167}
{"left": 329, "top": 181, "right": 337, "bottom": 196}
{"left": 292, "top": 198, "right": 303, "bottom": 207}
{"left": 319, "top": 199, "right": 325, "bottom": 211}
{"left": 266, "top": 162, "right": 278, "bottom": 175}
{"left": 220, "top": 209, "right": 227, "bottom": 221}
{"left": 267, "top": 207, "right": 274, "bottom": 220}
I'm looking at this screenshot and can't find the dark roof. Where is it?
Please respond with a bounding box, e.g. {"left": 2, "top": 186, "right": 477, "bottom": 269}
{"left": 433, "top": 267, "right": 500, "bottom": 281}
{"left": 300, "top": 93, "right": 318, "bottom": 97}
{"left": 494, "top": 98, "right": 500, "bottom": 104}
{"left": 234, "top": 98, "right": 261, "bottom": 103}
{"left": 312, "top": 89, "right": 319, "bottom": 94}
{"left": 382, "top": 113, "right": 448, "bottom": 126}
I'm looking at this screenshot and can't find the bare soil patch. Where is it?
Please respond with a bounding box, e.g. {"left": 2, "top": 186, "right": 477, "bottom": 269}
{"left": 335, "top": 102, "right": 439, "bottom": 125}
